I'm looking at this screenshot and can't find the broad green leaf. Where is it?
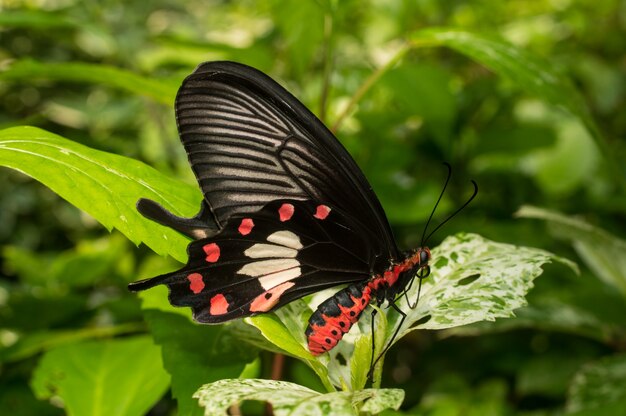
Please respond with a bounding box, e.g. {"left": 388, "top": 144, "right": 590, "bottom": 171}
{"left": 0, "top": 126, "right": 199, "bottom": 262}
{"left": 0, "top": 60, "right": 179, "bottom": 105}
{"left": 247, "top": 301, "right": 335, "bottom": 392}
{"left": 31, "top": 336, "right": 170, "bottom": 416}
{"left": 143, "top": 310, "right": 255, "bottom": 416}
{"left": 193, "top": 379, "right": 404, "bottom": 416}
{"left": 566, "top": 354, "right": 626, "bottom": 414}
{"left": 516, "top": 205, "right": 626, "bottom": 297}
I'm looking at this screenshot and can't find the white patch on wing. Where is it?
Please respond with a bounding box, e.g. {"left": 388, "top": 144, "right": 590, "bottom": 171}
{"left": 267, "top": 230, "right": 302, "bottom": 249}
{"left": 258, "top": 267, "right": 301, "bottom": 290}
{"left": 244, "top": 244, "right": 298, "bottom": 259}
{"left": 238, "top": 230, "right": 303, "bottom": 290}
{"left": 238, "top": 258, "right": 301, "bottom": 290}
{"left": 239, "top": 258, "right": 299, "bottom": 277}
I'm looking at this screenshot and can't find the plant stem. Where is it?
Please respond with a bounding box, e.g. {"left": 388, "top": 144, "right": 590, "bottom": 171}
{"left": 331, "top": 42, "right": 412, "bottom": 133}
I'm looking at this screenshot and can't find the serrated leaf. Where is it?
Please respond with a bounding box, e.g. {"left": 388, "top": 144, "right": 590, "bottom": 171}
{"left": 516, "top": 205, "right": 626, "bottom": 297}
{"left": 0, "top": 60, "right": 179, "bottom": 105}
{"left": 30, "top": 336, "right": 170, "bottom": 416}
{"left": 193, "top": 379, "right": 404, "bottom": 416}
{"left": 0, "top": 126, "right": 199, "bottom": 262}
{"left": 567, "top": 353, "right": 626, "bottom": 413}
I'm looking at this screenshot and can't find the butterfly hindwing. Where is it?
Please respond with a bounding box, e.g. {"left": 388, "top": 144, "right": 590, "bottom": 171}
{"left": 129, "top": 200, "right": 374, "bottom": 323}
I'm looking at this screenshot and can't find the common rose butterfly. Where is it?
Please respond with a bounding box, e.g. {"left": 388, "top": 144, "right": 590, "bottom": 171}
{"left": 129, "top": 61, "right": 476, "bottom": 362}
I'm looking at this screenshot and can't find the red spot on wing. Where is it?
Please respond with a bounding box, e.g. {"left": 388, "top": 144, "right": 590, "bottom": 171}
{"left": 278, "top": 203, "right": 294, "bottom": 222}
{"left": 187, "top": 273, "right": 205, "bottom": 294}
{"left": 238, "top": 218, "right": 254, "bottom": 235}
{"left": 203, "top": 243, "right": 220, "bottom": 263}
{"left": 313, "top": 204, "right": 331, "bottom": 220}
{"left": 210, "top": 294, "right": 229, "bottom": 315}
{"left": 249, "top": 281, "right": 295, "bottom": 312}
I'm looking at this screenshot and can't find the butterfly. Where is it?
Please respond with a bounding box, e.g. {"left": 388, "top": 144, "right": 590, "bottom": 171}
{"left": 128, "top": 61, "right": 476, "bottom": 361}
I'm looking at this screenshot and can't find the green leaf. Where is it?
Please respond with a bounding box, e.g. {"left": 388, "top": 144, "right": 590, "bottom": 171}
{"left": 247, "top": 301, "right": 335, "bottom": 392}
{"left": 412, "top": 29, "right": 589, "bottom": 120}
{"left": 0, "top": 324, "right": 143, "bottom": 363}
{"left": 567, "top": 354, "right": 626, "bottom": 414}
{"left": 516, "top": 206, "right": 626, "bottom": 297}
{"left": 31, "top": 336, "right": 170, "bottom": 416}
{"left": 410, "top": 28, "right": 624, "bottom": 190}
{"left": 193, "top": 379, "right": 404, "bottom": 416}
{"left": 0, "top": 126, "right": 199, "bottom": 262}
{"left": 0, "top": 10, "right": 79, "bottom": 29}
{"left": 0, "top": 60, "right": 179, "bottom": 105}
{"left": 143, "top": 310, "right": 255, "bottom": 416}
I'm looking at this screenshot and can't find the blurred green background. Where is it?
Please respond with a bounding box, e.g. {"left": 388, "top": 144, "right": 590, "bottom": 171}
{"left": 1, "top": 0, "right": 625, "bottom": 415}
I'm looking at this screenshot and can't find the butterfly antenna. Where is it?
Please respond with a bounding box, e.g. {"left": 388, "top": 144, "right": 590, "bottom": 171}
{"left": 421, "top": 162, "right": 452, "bottom": 247}
{"left": 423, "top": 180, "right": 478, "bottom": 244}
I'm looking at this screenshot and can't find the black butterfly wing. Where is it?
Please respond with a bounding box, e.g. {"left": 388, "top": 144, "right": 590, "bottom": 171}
{"left": 129, "top": 200, "right": 375, "bottom": 322}
{"left": 173, "top": 61, "right": 400, "bottom": 266}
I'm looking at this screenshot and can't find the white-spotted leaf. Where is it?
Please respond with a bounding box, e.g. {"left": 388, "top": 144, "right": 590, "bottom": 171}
{"left": 193, "top": 379, "right": 404, "bottom": 416}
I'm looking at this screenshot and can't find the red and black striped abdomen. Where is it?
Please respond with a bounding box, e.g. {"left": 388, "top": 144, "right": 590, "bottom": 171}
{"left": 305, "top": 283, "right": 373, "bottom": 355}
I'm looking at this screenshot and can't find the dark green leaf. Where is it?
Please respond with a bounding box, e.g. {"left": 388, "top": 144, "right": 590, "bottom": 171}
{"left": 31, "top": 336, "right": 170, "bottom": 416}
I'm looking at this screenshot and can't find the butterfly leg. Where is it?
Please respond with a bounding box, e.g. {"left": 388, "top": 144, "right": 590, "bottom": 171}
{"left": 367, "top": 302, "right": 407, "bottom": 380}
{"left": 368, "top": 307, "right": 378, "bottom": 373}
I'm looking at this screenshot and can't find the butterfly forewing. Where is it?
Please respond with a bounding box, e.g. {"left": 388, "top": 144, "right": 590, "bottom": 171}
{"left": 175, "top": 62, "right": 400, "bottom": 265}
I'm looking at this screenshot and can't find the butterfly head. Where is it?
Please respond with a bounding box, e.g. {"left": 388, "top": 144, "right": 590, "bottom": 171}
{"left": 409, "top": 247, "right": 431, "bottom": 280}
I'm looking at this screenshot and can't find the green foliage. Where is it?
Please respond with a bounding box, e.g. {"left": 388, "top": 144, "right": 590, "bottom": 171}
{"left": 567, "top": 353, "right": 626, "bottom": 414}
{"left": 1, "top": 0, "right": 624, "bottom": 414}
{"left": 0, "top": 126, "right": 197, "bottom": 262}
{"left": 517, "top": 206, "right": 626, "bottom": 296}
{"left": 193, "top": 379, "right": 404, "bottom": 416}
{"left": 30, "top": 337, "right": 170, "bottom": 416}
{"left": 246, "top": 233, "right": 567, "bottom": 391}
{"left": 1, "top": 60, "right": 179, "bottom": 105}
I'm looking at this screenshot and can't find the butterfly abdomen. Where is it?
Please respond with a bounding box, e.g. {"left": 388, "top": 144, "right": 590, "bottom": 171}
{"left": 306, "top": 283, "right": 373, "bottom": 355}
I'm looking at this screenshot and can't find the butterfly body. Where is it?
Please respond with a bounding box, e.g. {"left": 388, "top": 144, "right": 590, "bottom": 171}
{"left": 306, "top": 247, "right": 429, "bottom": 355}
{"left": 129, "top": 61, "right": 433, "bottom": 356}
